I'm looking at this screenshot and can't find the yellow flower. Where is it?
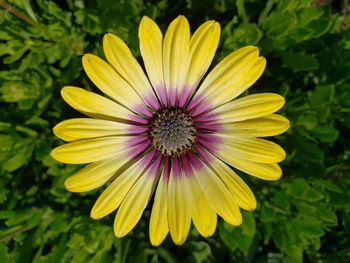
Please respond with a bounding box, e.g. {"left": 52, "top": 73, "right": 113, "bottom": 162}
{"left": 51, "top": 15, "right": 289, "bottom": 246}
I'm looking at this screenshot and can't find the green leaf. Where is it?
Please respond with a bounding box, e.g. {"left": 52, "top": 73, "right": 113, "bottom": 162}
{"left": 272, "top": 191, "right": 290, "bottom": 210}
{"left": 41, "top": 233, "right": 68, "bottom": 263}
{"left": 0, "top": 81, "right": 41, "bottom": 103}
{"left": 47, "top": 1, "right": 72, "bottom": 27}
{"left": 313, "top": 125, "right": 339, "bottom": 143}
{"left": 307, "top": 18, "right": 332, "bottom": 38}
{"left": 278, "top": 50, "right": 319, "bottom": 72}
{"left": 290, "top": 218, "right": 324, "bottom": 238}
{"left": 190, "top": 241, "right": 212, "bottom": 263}
{"left": 316, "top": 204, "right": 337, "bottom": 225}
{"left": 22, "top": 0, "right": 38, "bottom": 22}
{"left": 0, "top": 243, "right": 8, "bottom": 263}
{"left": 219, "top": 212, "right": 256, "bottom": 253}
{"left": 296, "top": 7, "right": 323, "bottom": 27}
{"left": 285, "top": 178, "right": 309, "bottom": 198}
{"left": 309, "top": 85, "right": 335, "bottom": 107}
{"left": 329, "top": 191, "right": 350, "bottom": 207}
{"left": 3, "top": 46, "right": 29, "bottom": 64}
{"left": 303, "top": 187, "right": 324, "bottom": 201}
{"left": 224, "top": 23, "right": 263, "bottom": 50}
{"left": 293, "top": 135, "right": 323, "bottom": 161}
{"left": 312, "top": 179, "right": 342, "bottom": 193}
{"left": 35, "top": 141, "right": 51, "bottom": 161}
{"left": 0, "top": 136, "right": 36, "bottom": 172}
{"left": 263, "top": 12, "right": 297, "bottom": 38}
{"left": 296, "top": 111, "right": 317, "bottom": 130}
{"left": 276, "top": 0, "right": 299, "bottom": 13}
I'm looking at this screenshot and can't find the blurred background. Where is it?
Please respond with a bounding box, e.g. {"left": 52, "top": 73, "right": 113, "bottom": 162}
{"left": 0, "top": 0, "right": 349, "bottom": 262}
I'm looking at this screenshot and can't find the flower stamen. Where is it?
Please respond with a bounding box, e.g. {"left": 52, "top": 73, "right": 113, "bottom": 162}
{"left": 148, "top": 108, "right": 196, "bottom": 156}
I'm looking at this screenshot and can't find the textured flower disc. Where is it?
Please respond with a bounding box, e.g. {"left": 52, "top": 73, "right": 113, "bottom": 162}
{"left": 51, "top": 15, "right": 290, "bottom": 246}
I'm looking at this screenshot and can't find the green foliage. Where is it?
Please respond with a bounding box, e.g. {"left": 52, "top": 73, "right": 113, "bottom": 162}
{"left": 0, "top": 0, "right": 349, "bottom": 262}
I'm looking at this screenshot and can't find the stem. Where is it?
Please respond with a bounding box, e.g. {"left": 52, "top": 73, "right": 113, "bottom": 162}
{"left": 0, "top": 0, "right": 43, "bottom": 29}
{"left": 0, "top": 225, "right": 33, "bottom": 242}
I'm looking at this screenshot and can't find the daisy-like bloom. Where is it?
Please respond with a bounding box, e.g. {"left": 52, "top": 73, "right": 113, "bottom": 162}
{"left": 51, "top": 15, "right": 289, "bottom": 246}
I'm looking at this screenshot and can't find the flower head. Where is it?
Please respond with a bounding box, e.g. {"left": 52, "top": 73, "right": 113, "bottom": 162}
{"left": 51, "top": 15, "right": 289, "bottom": 246}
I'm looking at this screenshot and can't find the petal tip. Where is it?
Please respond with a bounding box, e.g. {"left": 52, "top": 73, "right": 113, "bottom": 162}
{"left": 141, "top": 15, "right": 152, "bottom": 23}
{"left": 285, "top": 118, "right": 291, "bottom": 130}
{"left": 82, "top": 53, "right": 90, "bottom": 61}
{"left": 64, "top": 178, "right": 74, "bottom": 191}
{"left": 60, "top": 87, "right": 68, "bottom": 96}
{"left": 200, "top": 228, "right": 215, "bottom": 238}
{"left": 249, "top": 201, "right": 257, "bottom": 211}
{"left": 104, "top": 33, "right": 113, "bottom": 39}
{"left": 150, "top": 233, "right": 167, "bottom": 246}
{"left": 103, "top": 33, "right": 115, "bottom": 48}
{"left": 90, "top": 209, "right": 101, "bottom": 220}
{"left": 114, "top": 226, "right": 128, "bottom": 238}
{"left": 173, "top": 238, "right": 186, "bottom": 246}
{"left": 49, "top": 149, "right": 57, "bottom": 160}
{"left": 61, "top": 86, "right": 75, "bottom": 97}
{"left": 150, "top": 240, "right": 161, "bottom": 247}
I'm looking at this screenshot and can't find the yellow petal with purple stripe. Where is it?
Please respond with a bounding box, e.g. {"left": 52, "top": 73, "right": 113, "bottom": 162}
{"left": 209, "top": 157, "right": 256, "bottom": 211}
{"left": 189, "top": 46, "right": 264, "bottom": 111}
{"left": 178, "top": 20, "right": 220, "bottom": 107}
{"left": 91, "top": 150, "right": 156, "bottom": 219}
{"left": 186, "top": 20, "right": 221, "bottom": 87}
{"left": 163, "top": 15, "right": 190, "bottom": 107}
{"left": 64, "top": 155, "right": 127, "bottom": 192}
{"left": 188, "top": 152, "right": 242, "bottom": 226}
{"left": 217, "top": 154, "right": 282, "bottom": 180}
{"left": 207, "top": 93, "right": 285, "bottom": 123}
{"left": 61, "top": 86, "right": 141, "bottom": 123}
{"left": 182, "top": 155, "right": 217, "bottom": 237}
{"left": 53, "top": 118, "right": 147, "bottom": 142}
{"left": 82, "top": 54, "right": 151, "bottom": 117}
{"left": 219, "top": 114, "right": 290, "bottom": 137}
{"left": 114, "top": 155, "right": 162, "bottom": 237}
{"left": 190, "top": 178, "right": 217, "bottom": 237}
{"left": 167, "top": 157, "right": 191, "bottom": 245}
{"left": 149, "top": 158, "right": 170, "bottom": 246}
{"left": 103, "top": 33, "right": 159, "bottom": 110}
{"left": 216, "top": 134, "right": 286, "bottom": 163}
{"left": 139, "top": 16, "right": 164, "bottom": 94}
{"left": 50, "top": 136, "right": 136, "bottom": 164}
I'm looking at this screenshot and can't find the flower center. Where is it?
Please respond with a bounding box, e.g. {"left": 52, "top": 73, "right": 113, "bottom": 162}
{"left": 148, "top": 108, "right": 196, "bottom": 156}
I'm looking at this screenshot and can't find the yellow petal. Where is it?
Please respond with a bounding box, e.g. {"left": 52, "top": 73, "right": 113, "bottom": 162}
{"left": 219, "top": 114, "right": 290, "bottom": 137}
{"left": 103, "top": 33, "right": 158, "bottom": 108}
{"left": 196, "top": 46, "right": 264, "bottom": 107}
{"left": 50, "top": 136, "right": 131, "bottom": 164}
{"left": 187, "top": 176, "right": 217, "bottom": 237}
{"left": 53, "top": 118, "right": 147, "bottom": 142}
{"left": 167, "top": 159, "right": 191, "bottom": 245}
{"left": 190, "top": 153, "right": 242, "bottom": 225}
{"left": 64, "top": 154, "right": 127, "bottom": 192}
{"left": 186, "top": 20, "right": 220, "bottom": 89}
{"left": 90, "top": 155, "right": 149, "bottom": 219}
{"left": 209, "top": 158, "right": 256, "bottom": 211}
{"left": 217, "top": 154, "right": 282, "bottom": 180}
{"left": 213, "top": 93, "right": 285, "bottom": 123}
{"left": 114, "top": 172, "right": 158, "bottom": 237}
{"left": 82, "top": 54, "right": 148, "bottom": 115}
{"left": 217, "top": 135, "right": 286, "bottom": 163}
{"left": 61, "top": 86, "right": 132, "bottom": 122}
{"left": 163, "top": 15, "right": 190, "bottom": 106}
{"left": 150, "top": 160, "right": 169, "bottom": 246}
{"left": 139, "top": 16, "right": 164, "bottom": 90}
